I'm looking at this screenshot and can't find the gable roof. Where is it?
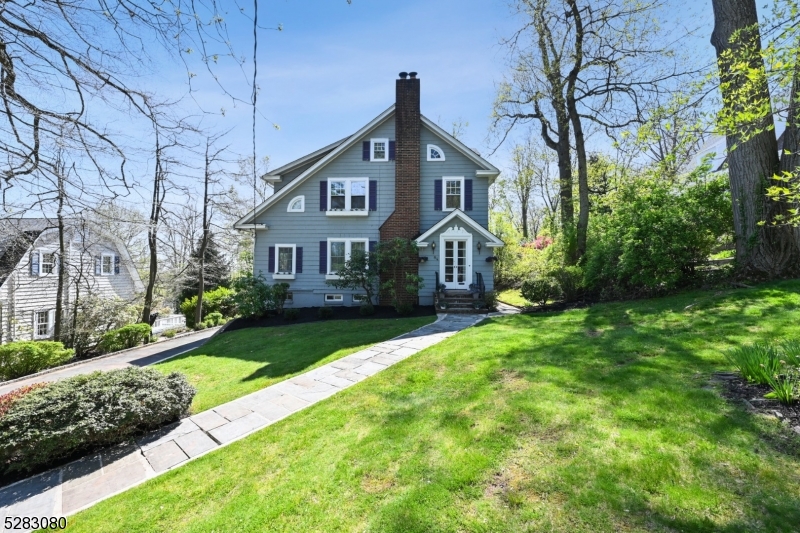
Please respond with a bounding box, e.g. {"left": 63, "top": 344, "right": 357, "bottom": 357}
{"left": 415, "top": 210, "right": 504, "bottom": 247}
{"left": 262, "top": 136, "right": 349, "bottom": 182}
{"left": 235, "top": 106, "right": 501, "bottom": 228}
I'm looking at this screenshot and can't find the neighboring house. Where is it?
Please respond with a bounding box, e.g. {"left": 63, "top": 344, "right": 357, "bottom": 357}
{"left": 235, "top": 73, "right": 503, "bottom": 307}
{"left": 0, "top": 218, "right": 144, "bottom": 343}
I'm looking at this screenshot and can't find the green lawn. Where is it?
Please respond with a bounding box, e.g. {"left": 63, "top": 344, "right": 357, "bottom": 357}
{"left": 155, "top": 317, "right": 436, "bottom": 412}
{"left": 497, "top": 288, "right": 528, "bottom": 307}
{"left": 70, "top": 280, "right": 800, "bottom": 532}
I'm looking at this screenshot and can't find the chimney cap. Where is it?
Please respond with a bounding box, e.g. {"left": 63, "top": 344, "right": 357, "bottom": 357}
{"left": 399, "top": 72, "right": 408, "bottom": 79}
{"left": 409, "top": 71, "right": 418, "bottom": 79}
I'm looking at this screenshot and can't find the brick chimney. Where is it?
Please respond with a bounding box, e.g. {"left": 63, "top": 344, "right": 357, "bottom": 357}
{"left": 379, "top": 72, "right": 421, "bottom": 305}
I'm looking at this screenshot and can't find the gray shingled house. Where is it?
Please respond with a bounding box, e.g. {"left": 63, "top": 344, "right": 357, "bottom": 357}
{"left": 235, "top": 73, "right": 503, "bottom": 308}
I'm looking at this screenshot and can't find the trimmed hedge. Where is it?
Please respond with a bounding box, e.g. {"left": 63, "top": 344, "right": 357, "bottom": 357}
{"left": 0, "top": 367, "right": 195, "bottom": 475}
{"left": 98, "top": 323, "right": 151, "bottom": 354}
{"left": 0, "top": 341, "right": 74, "bottom": 381}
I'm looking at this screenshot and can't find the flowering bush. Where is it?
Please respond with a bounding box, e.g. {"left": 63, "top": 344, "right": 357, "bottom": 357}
{"left": 0, "top": 383, "right": 48, "bottom": 418}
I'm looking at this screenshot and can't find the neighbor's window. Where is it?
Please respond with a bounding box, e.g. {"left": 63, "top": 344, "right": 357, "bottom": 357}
{"left": 101, "top": 254, "right": 113, "bottom": 275}
{"left": 328, "top": 178, "right": 368, "bottom": 212}
{"left": 40, "top": 253, "right": 55, "bottom": 274}
{"left": 445, "top": 178, "right": 463, "bottom": 210}
{"left": 327, "top": 238, "right": 369, "bottom": 275}
{"left": 35, "top": 310, "right": 50, "bottom": 338}
{"left": 371, "top": 138, "right": 388, "bottom": 161}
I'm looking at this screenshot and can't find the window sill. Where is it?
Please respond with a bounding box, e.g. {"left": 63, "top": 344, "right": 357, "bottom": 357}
{"left": 325, "top": 211, "right": 369, "bottom": 217}
{"left": 325, "top": 274, "right": 341, "bottom": 280}
{"left": 272, "top": 274, "right": 295, "bottom": 280}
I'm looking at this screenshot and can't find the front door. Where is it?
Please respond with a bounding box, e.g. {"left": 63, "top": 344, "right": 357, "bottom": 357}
{"left": 443, "top": 239, "right": 468, "bottom": 289}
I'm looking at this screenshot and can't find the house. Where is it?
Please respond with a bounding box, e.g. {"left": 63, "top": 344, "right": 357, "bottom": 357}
{"left": 235, "top": 72, "right": 503, "bottom": 307}
{"left": 0, "top": 218, "right": 144, "bottom": 343}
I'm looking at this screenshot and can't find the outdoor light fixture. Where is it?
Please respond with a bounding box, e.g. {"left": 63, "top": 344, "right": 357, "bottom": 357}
{"left": 476, "top": 241, "right": 482, "bottom": 253}
{"left": 431, "top": 241, "right": 436, "bottom": 252}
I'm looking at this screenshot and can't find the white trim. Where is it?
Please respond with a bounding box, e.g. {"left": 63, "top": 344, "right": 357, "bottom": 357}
{"left": 439, "top": 227, "right": 472, "bottom": 290}
{"left": 325, "top": 294, "right": 344, "bottom": 303}
{"left": 442, "top": 176, "right": 465, "bottom": 211}
{"left": 234, "top": 105, "right": 394, "bottom": 228}
{"left": 37, "top": 250, "right": 56, "bottom": 276}
{"left": 326, "top": 238, "right": 369, "bottom": 275}
{"left": 370, "top": 138, "right": 389, "bottom": 162}
{"left": 100, "top": 253, "right": 114, "bottom": 276}
{"left": 273, "top": 244, "right": 296, "bottom": 279}
{"left": 427, "top": 144, "right": 446, "bottom": 161}
{"left": 415, "top": 209, "right": 504, "bottom": 247}
{"left": 287, "top": 196, "right": 305, "bottom": 213}
{"left": 327, "top": 178, "right": 369, "bottom": 214}
{"left": 235, "top": 224, "right": 268, "bottom": 230}
{"left": 33, "top": 308, "right": 52, "bottom": 339}
{"left": 263, "top": 137, "right": 349, "bottom": 179}
{"left": 352, "top": 294, "right": 369, "bottom": 303}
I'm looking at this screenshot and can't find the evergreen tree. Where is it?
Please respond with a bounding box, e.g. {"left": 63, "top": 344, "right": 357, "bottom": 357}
{"left": 177, "top": 232, "right": 230, "bottom": 305}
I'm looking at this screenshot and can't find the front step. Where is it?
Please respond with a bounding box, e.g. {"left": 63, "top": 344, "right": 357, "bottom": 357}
{"left": 434, "top": 291, "right": 487, "bottom": 313}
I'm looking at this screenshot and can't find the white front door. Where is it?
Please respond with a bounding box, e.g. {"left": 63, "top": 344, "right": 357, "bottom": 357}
{"left": 439, "top": 225, "right": 473, "bottom": 290}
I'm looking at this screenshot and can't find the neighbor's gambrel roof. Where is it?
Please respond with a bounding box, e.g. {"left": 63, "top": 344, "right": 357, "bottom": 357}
{"left": 235, "top": 105, "right": 500, "bottom": 228}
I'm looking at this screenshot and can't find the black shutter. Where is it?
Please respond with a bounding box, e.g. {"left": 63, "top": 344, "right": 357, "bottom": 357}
{"left": 296, "top": 247, "right": 303, "bottom": 273}
{"left": 30, "top": 252, "right": 39, "bottom": 276}
{"left": 320, "top": 181, "right": 327, "bottom": 211}
{"left": 465, "top": 179, "right": 473, "bottom": 211}
{"left": 362, "top": 141, "right": 370, "bottom": 161}
{"left": 114, "top": 255, "right": 120, "bottom": 274}
{"left": 94, "top": 256, "right": 101, "bottom": 275}
{"left": 268, "top": 246, "right": 275, "bottom": 273}
{"left": 319, "top": 241, "right": 327, "bottom": 273}
{"left": 434, "top": 179, "right": 442, "bottom": 211}
{"left": 369, "top": 241, "right": 377, "bottom": 253}
{"left": 389, "top": 141, "right": 396, "bottom": 160}
{"left": 369, "top": 180, "right": 377, "bottom": 211}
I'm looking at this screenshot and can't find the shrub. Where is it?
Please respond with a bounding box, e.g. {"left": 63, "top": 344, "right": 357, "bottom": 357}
{"left": 206, "top": 312, "right": 224, "bottom": 326}
{"left": 317, "top": 307, "right": 334, "bottom": 319}
{"left": 194, "top": 322, "right": 207, "bottom": 331}
{"left": 272, "top": 283, "right": 290, "bottom": 314}
{"left": 0, "top": 367, "right": 195, "bottom": 475}
{"left": 395, "top": 302, "right": 414, "bottom": 316}
{"left": 284, "top": 308, "right": 300, "bottom": 321}
{"left": 483, "top": 290, "right": 498, "bottom": 311}
{"left": 549, "top": 265, "right": 584, "bottom": 302}
{"left": 521, "top": 279, "right": 557, "bottom": 307}
{"left": 180, "top": 286, "right": 236, "bottom": 328}
{"left": 231, "top": 272, "right": 273, "bottom": 319}
{"left": 163, "top": 329, "right": 178, "bottom": 338}
{"left": 66, "top": 295, "right": 142, "bottom": 358}
{"left": 0, "top": 341, "right": 74, "bottom": 380}
{"left": 98, "top": 323, "right": 151, "bottom": 354}
{"left": 359, "top": 303, "right": 375, "bottom": 316}
{"left": 0, "top": 383, "right": 48, "bottom": 417}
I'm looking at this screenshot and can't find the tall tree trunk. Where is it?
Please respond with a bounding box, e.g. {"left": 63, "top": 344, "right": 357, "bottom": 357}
{"left": 141, "top": 133, "right": 163, "bottom": 324}
{"left": 54, "top": 168, "right": 66, "bottom": 342}
{"left": 780, "top": 53, "right": 800, "bottom": 251}
{"left": 711, "top": 0, "right": 799, "bottom": 276}
{"left": 194, "top": 140, "right": 211, "bottom": 327}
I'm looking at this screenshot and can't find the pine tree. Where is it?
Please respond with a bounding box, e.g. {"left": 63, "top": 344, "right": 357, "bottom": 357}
{"left": 178, "top": 232, "right": 230, "bottom": 305}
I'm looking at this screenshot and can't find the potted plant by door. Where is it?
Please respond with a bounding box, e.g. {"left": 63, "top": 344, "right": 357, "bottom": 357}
{"left": 468, "top": 283, "right": 481, "bottom": 300}
{"left": 436, "top": 283, "right": 447, "bottom": 298}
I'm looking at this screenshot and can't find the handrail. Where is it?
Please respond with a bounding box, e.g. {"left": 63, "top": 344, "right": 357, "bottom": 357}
{"left": 476, "top": 272, "right": 485, "bottom": 298}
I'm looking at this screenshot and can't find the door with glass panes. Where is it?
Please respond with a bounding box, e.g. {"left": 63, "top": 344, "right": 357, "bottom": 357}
{"left": 442, "top": 239, "right": 468, "bottom": 289}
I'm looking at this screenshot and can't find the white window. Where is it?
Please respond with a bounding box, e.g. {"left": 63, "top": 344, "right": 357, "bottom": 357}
{"left": 427, "top": 144, "right": 445, "bottom": 161}
{"left": 34, "top": 309, "right": 54, "bottom": 338}
{"left": 274, "top": 244, "right": 296, "bottom": 280}
{"left": 101, "top": 254, "right": 114, "bottom": 275}
{"left": 370, "top": 138, "right": 388, "bottom": 162}
{"left": 287, "top": 195, "right": 305, "bottom": 213}
{"left": 325, "top": 294, "right": 343, "bottom": 302}
{"left": 353, "top": 294, "right": 369, "bottom": 303}
{"left": 40, "top": 252, "right": 55, "bottom": 275}
{"left": 327, "top": 178, "right": 369, "bottom": 215}
{"left": 443, "top": 177, "right": 464, "bottom": 211}
{"left": 326, "top": 238, "right": 369, "bottom": 278}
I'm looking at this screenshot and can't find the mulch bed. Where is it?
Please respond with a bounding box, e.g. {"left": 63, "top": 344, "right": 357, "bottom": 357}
{"left": 715, "top": 372, "right": 800, "bottom": 432}
{"left": 225, "top": 305, "right": 437, "bottom": 332}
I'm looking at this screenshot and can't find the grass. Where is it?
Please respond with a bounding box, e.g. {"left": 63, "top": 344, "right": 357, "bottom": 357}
{"left": 154, "top": 317, "right": 435, "bottom": 412}
{"left": 69, "top": 280, "right": 800, "bottom": 532}
{"left": 497, "top": 288, "right": 528, "bottom": 307}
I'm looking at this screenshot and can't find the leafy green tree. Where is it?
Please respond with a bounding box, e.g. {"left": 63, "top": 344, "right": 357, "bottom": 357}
{"left": 326, "top": 249, "right": 379, "bottom": 304}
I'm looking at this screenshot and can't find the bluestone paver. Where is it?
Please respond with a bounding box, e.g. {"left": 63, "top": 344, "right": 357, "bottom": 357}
{"left": 0, "top": 312, "right": 506, "bottom": 523}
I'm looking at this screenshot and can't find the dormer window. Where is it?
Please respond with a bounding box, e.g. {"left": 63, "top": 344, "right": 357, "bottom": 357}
{"left": 427, "top": 144, "right": 446, "bottom": 161}
{"left": 370, "top": 138, "right": 389, "bottom": 162}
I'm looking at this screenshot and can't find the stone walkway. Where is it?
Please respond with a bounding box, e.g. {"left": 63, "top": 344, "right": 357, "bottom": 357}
{"left": 0, "top": 312, "right": 511, "bottom": 526}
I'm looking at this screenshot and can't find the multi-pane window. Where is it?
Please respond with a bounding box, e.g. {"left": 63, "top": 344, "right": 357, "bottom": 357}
{"left": 371, "top": 139, "right": 388, "bottom": 161}
{"left": 277, "top": 246, "right": 294, "bottom": 274}
{"left": 40, "top": 253, "right": 55, "bottom": 274}
{"left": 328, "top": 179, "right": 368, "bottom": 212}
{"left": 327, "top": 239, "right": 369, "bottom": 275}
{"left": 101, "top": 254, "right": 113, "bottom": 275}
{"left": 35, "top": 310, "right": 50, "bottom": 337}
{"left": 445, "top": 179, "right": 463, "bottom": 210}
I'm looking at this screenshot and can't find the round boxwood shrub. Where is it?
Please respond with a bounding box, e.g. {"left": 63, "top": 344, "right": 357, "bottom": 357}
{"left": 284, "top": 308, "right": 300, "bottom": 321}
{"left": 0, "top": 367, "right": 195, "bottom": 476}
{"left": 317, "top": 307, "right": 334, "bottom": 319}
